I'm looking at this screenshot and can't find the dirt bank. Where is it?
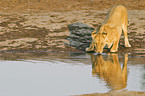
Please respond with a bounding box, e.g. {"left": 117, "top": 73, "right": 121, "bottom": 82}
{"left": 0, "top": 9, "right": 145, "bottom": 53}
{"left": 0, "top": 0, "right": 145, "bottom": 52}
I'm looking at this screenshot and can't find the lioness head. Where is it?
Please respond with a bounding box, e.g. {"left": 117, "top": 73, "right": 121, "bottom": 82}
{"left": 92, "top": 25, "right": 108, "bottom": 53}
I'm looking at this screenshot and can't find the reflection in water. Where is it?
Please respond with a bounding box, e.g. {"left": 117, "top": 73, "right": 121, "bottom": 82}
{"left": 91, "top": 53, "right": 128, "bottom": 91}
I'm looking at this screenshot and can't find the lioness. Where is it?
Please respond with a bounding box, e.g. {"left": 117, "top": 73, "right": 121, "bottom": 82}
{"left": 86, "top": 5, "right": 131, "bottom": 53}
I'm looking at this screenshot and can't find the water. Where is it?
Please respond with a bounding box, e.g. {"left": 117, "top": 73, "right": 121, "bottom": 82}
{"left": 0, "top": 52, "right": 145, "bottom": 96}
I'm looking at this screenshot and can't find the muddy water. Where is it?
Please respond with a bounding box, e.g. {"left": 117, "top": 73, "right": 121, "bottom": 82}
{"left": 0, "top": 52, "right": 144, "bottom": 96}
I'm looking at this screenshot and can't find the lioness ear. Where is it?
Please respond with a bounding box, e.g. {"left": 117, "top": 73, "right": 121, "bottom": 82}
{"left": 99, "top": 26, "right": 104, "bottom": 34}
{"left": 99, "top": 24, "right": 108, "bottom": 33}
{"left": 99, "top": 24, "right": 110, "bottom": 34}
{"left": 91, "top": 31, "right": 97, "bottom": 39}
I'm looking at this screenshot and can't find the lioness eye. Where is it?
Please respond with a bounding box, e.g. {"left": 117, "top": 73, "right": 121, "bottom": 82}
{"left": 103, "top": 32, "right": 107, "bottom": 35}
{"left": 101, "top": 43, "right": 103, "bottom": 45}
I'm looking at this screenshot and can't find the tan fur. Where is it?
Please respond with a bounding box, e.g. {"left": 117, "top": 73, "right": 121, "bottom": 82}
{"left": 92, "top": 53, "right": 128, "bottom": 91}
{"left": 86, "top": 5, "right": 131, "bottom": 53}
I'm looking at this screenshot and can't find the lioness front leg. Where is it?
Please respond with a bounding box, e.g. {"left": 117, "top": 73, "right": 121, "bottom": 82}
{"left": 110, "top": 27, "right": 122, "bottom": 52}
{"left": 86, "top": 41, "right": 94, "bottom": 52}
{"left": 110, "top": 38, "right": 119, "bottom": 52}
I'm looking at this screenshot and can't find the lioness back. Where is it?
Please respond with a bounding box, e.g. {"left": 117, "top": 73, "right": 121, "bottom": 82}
{"left": 103, "top": 5, "right": 128, "bottom": 27}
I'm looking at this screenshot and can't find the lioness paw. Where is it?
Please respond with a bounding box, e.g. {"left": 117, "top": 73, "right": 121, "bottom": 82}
{"left": 86, "top": 48, "right": 93, "bottom": 52}
{"left": 110, "top": 49, "right": 118, "bottom": 53}
{"left": 125, "top": 44, "right": 131, "bottom": 47}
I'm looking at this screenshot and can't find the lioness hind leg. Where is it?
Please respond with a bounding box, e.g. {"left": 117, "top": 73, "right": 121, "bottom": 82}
{"left": 86, "top": 42, "right": 94, "bottom": 52}
{"left": 122, "top": 25, "right": 131, "bottom": 47}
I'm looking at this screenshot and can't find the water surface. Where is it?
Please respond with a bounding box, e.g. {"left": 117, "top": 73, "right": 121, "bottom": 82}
{"left": 0, "top": 52, "right": 145, "bottom": 96}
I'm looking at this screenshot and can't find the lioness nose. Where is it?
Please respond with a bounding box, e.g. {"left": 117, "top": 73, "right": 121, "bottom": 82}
{"left": 97, "top": 51, "right": 101, "bottom": 54}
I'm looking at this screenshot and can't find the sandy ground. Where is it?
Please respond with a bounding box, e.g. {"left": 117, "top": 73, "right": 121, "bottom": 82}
{"left": 77, "top": 91, "right": 145, "bottom": 96}
{"left": 0, "top": 0, "right": 145, "bottom": 53}
{"left": 0, "top": 0, "right": 145, "bottom": 95}
{"left": 0, "top": 9, "right": 145, "bottom": 52}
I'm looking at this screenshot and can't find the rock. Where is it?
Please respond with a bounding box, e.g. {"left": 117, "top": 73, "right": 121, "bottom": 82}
{"left": 66, "top": 22, "right": 95, "bottom": 51}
